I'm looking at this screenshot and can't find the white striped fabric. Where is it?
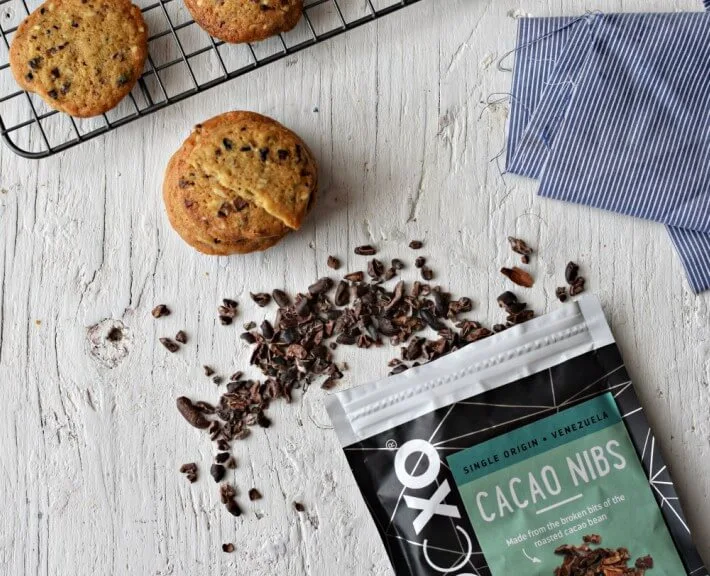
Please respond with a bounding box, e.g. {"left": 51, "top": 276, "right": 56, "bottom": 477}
{"left": 535, "top": 13, "right": 710, "bottom": 229}
{"left": 507, "top": 10, "right": 710, "bottom": 293}
{"left": 505, "top": 16, "right": 578, "bottom": 172}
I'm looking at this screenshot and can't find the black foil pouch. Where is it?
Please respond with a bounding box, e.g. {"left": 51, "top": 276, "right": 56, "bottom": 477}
{"left": 325, "top": 296, "right": 707, "bottom": 576}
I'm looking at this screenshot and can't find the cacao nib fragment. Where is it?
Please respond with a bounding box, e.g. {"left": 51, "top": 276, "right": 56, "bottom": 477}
{"left": 354, "top": 245, "right": 377, "bottom": 256}
{"left": 501, "top": 266, "right": 534, "bottom": 288}
{"left": 507, "top": 236, "right": 533, "bottom": 256}
{"left": 176, "top": 397, "right": 210, "bottom": 429}
{"left": 251, "top": 292, "right": 272, "bottom": 307}
{"left": 160, "top": 338, "right": 179, "bottom": 353}
{"left": 565, "top": 261, "right": 580, "bottom": 284}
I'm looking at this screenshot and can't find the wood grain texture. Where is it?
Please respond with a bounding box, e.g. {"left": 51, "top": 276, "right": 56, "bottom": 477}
{"left": 0, "top": 1, "right": 708, "bottom": 574}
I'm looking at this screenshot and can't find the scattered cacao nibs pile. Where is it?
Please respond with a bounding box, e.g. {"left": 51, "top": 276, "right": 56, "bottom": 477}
{"left": 160, "top": 337, "right": 180, "bottom": 353}
{"left": 222, "top": 543, "right": 235, "bottom": 553}
{"left": 152, "top": 304, "right": 171, "bottom": 318}
{"left": 179, "top": 463, "right": 198, "bottom": 483}
{"left": 173, "top": 237, "right": 590, "bottom": 536}
{"left": 500, "top": 266, "right": 534, "bottom": 288}
{"left": 409, "top": 240, "right": 423, "bottom": 250}
{"left": 250, "top": 293, "right": 271, "bottom": 308}
{"left": 327, "top": 256, "right": 341, "bottom": 270}
{"left": 248, "top": 488, "right": 262, "bottom": 501}
{"left": 354, "top": 245, "right": 377, "bottom": 256}
{"left": 175, "top": 330, "right": 188, "bottom": 344}
{"left": 554, "top": 537, "right": 653, "bottom": 576}
{"left": 293, "top": 502, "right": 306, "bottom": 513}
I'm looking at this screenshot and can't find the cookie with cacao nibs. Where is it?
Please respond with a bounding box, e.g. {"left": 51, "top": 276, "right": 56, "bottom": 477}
{"left": 162, "top": 120, "right": 293, "bottom": 256}
{"left": 9, "top": 0, "right": 147, "bottom": 117}
{"left": 182, "top": 112, "right": 318, "bottom": 232}
{"left": 185, "top": 0, "right": 303, "bottom": 45}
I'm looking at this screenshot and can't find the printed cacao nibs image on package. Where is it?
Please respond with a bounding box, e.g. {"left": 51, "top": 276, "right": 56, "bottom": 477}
{"left": 325, "top": 295, "right": 707, "bottom": 576}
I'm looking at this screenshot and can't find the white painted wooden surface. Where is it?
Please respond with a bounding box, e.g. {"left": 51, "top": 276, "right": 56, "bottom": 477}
{"left": 0, "top": 1, "right": 708, "bottom": 574}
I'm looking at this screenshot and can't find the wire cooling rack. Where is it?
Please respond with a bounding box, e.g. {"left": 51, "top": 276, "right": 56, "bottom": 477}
{"left": 0, "top": 0, "right": 422, "bottom": 159}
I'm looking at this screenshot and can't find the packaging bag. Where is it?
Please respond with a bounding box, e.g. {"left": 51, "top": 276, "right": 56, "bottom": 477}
{"left": 326, "top": 295, "right": 707, "bottom": 575}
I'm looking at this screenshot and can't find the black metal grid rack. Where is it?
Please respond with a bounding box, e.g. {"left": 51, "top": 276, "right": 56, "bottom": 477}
{"left": 0, "top": 0, "right": 422, "bottom": 159}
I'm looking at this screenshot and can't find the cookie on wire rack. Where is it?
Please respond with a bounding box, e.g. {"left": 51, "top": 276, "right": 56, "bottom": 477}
{"left": 185, "top": 0, "right": 304, "bottom": 44}
{"left": 9, "top": 0, "right": 148, "bottom": 118}
{"left": 163, "top": 111, "right": 317, "bottom": 255}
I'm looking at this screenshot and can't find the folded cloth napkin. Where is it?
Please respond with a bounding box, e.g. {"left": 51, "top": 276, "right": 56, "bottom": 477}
{"left": 507, "top": 9, "right": 710, "bottom": 292}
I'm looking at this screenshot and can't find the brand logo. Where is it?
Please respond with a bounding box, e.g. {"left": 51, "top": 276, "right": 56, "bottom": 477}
{"left": 394, "top": 439, "right": 476, "bottom": 575}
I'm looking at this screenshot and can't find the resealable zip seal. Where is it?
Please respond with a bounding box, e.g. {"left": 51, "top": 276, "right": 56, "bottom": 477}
{"left": 326, "top": 295, "right": 613, "bottom": 446}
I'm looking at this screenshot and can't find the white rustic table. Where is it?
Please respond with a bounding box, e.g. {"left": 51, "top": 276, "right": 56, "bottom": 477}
{"left": 0, "top": 0, "right": 708, "bottom": 574}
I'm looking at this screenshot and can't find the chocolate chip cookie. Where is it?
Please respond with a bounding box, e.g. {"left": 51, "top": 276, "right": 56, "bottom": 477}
{"left": 185, "top": 0, "right": 303, "bottom": 44}
{"left": 9, "top": 0, "right": 148, "bottom": 117}
{"left": 163, "top": 111, "right": 317, "bottom": 255}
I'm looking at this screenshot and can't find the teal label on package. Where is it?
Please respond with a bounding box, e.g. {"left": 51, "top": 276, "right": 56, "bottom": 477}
{"left": 447, "top": 393, "right": 685, "bottom": 575}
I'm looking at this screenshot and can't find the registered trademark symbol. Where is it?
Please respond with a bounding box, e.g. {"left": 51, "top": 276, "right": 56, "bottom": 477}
{"left": 385, "top": 439, "right": 397, "bottom": 450}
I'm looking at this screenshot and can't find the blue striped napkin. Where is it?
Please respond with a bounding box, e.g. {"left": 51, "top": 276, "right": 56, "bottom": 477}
{"left": 507, "top": 10, "right": 710, "bottom": 293}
